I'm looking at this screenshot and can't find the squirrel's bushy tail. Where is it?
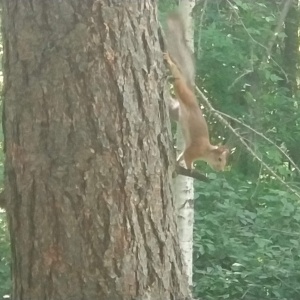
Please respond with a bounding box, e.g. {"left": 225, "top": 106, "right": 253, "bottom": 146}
{"left": 165, "top": 11, "right": 195, "bottom": 89}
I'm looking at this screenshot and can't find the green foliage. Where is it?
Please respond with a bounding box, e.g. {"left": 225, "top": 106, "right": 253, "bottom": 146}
{"left": 192, "top": 2, "right": 300, "bottom": 297}
{"left": 0, "top": 211, "right": 10, "bottom": 297}
{"left": 193, "top": 0, "right": 300, "bottom": 172}
{"left": 193, "top": 175, "right": 300, "bottom": 300}
{"left": 159, "top": 0, "right": 300, "bottom": 299}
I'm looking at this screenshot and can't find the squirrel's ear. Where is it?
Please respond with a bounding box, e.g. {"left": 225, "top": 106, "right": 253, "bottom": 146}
{"left": 217, "top": 145, "right": 230, "bottom": 155}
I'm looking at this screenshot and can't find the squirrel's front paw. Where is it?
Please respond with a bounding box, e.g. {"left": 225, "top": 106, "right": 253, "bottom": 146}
{"left": 163, "top": 52, "right": 172, "bottom": 64}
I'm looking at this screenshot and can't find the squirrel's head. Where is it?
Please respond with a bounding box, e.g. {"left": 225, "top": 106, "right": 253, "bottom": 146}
{"left": 206, "top": 146, "right": 230, "bottom": 172}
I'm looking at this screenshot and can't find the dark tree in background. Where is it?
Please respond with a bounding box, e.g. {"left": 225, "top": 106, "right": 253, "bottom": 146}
{"left": 282, "top": 0, "right": 300, "bottom": 167}
{"left": 283, "top": 0, "right": 298, "bottom": 96}
{"left": 2, "top": 1, "right": 190, "bottom": 299}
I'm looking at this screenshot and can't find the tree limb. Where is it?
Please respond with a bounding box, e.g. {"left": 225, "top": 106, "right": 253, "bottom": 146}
{"left": 216, "top": 110, "right": 300, "bottom": 175}
{"left": 175, "top": 165, "right": 209, "bottom": 182}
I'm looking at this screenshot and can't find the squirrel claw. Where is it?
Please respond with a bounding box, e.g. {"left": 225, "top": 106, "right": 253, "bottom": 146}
{"left": 163, "top": 52, "right": 173, "bottom": 65}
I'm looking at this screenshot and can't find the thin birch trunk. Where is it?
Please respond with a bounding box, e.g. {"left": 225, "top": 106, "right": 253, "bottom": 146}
{"left": 175, "top": 0, "right": 195, "bottom": 287}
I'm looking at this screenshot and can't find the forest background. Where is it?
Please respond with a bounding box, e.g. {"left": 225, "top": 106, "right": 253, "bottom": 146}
{"left": 1, "top": 0, "right": 300, "bottom": 299}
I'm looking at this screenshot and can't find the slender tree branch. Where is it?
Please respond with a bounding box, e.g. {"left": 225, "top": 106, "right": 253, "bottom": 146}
{"left": 228, "top": 69, "right": 253, "bottom": 91}
{"left": 273, "top": 274, "right": 300, "bottom": 296}
{"left": 175, "top": 165, "right": 209, "bottom": 182}
{"left": 241, "top": 287, "right": 251, "bottom": 299}
{"left": 216, "top": 110, "right": 300, "bottom": 175}
{"left": 195, "top": 86, "right": 300, "bottom": 199}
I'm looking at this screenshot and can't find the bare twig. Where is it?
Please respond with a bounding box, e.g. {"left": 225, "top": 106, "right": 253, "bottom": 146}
{"left": 228, "top": 69, "right": 253, "bottom": 90}
{"left": 274, "top": 274, "right": 300, "bottom": 296}
{"left": 176, "top": 165, "right": 209, "bottom": 182}
{"left": 241, "top": 287, "right": 251, "bottom": 299}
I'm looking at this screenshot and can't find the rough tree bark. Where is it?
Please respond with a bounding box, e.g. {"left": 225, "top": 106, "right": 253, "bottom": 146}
{"left": 2, "top": 1, "right": 191, "bottom": 299}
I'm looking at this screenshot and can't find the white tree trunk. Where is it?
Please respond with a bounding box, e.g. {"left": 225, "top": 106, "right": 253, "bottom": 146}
{"left": 175, "top": 0, "right": 195, "bottom": 287}
{"left": 179, "top": 0, "right": 195, "bottom": 50}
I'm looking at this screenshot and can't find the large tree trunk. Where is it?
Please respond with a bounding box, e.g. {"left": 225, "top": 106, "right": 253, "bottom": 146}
{"left": 2, "top": 1, "right": 191, "bottom": 299}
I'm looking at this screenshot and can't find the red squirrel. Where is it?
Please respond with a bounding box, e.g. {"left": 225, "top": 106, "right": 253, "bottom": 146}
{"left": 164, "top": 12, "right": 229, "bottom": 171}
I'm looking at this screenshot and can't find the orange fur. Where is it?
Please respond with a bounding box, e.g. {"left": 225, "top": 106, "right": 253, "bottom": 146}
{"left": 164, "top": 53, "right": 229, "bottom": 171}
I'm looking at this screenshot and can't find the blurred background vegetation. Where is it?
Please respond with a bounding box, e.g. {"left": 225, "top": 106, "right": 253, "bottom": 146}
{"left": 160, "top": 0, "right": 300, "bottom": 299}
{"left": 1, "top": 0, "right": 300, "bottom": 299}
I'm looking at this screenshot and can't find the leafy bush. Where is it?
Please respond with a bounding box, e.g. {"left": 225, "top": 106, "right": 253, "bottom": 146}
{"left": 193, "top": 174, "right": 300, "bottom": 300}
{"left": 159, "top": 0, "right": 300, "bottom": 299}
{"left": 0, "top": 211, "right": 10, "bottom": 298}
